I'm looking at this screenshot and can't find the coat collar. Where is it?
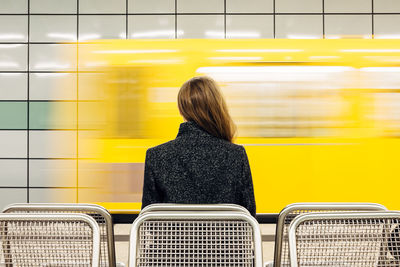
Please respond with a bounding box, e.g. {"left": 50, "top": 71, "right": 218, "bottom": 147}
{"left": 177, "top": 121, "right": 211, "bottom": 138}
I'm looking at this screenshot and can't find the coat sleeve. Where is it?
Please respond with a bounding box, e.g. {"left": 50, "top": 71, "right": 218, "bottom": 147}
{"left": 239, "top": 146, "right": 257, "bottom": 217}
{"left": 141, "top": 149, "right": 162, "bottom": 209}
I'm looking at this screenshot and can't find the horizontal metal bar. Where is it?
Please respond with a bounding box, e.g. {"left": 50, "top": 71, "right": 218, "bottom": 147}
{"left": 111, "top": 213, "right": 278, "bottom": 224}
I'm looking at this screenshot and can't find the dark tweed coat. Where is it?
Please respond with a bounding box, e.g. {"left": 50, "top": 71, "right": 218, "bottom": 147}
{"left": 141, "top": 121, "right": 256, "bottom": 216}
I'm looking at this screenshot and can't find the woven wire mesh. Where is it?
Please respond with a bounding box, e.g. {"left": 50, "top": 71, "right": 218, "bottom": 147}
{"left": 137, "top": 220, "right": 255, "bottom": 266}
{"left": 293, "top": 217, "right": 400, "bottom": 267}
{"left": 280, "top": 209, "right": 356, "bottom": 267}
{"left": 0, "top": 218, "right": 95, "bottom": 266}
{"left": 6, "top": 209, "right": 109, "bottom": 267}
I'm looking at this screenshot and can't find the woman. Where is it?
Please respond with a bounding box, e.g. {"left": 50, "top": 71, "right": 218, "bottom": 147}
{"left": 141, "top": 76, "right": 256, "bottom": 216}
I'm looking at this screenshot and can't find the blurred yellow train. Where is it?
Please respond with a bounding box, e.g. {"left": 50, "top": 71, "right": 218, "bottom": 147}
{"left": 75, "top": 39, "right": 400, "bottom": 214}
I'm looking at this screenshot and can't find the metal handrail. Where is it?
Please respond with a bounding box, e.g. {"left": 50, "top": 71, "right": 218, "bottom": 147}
{"left": 140, "top": 203, "right": 251, "bottom": 215}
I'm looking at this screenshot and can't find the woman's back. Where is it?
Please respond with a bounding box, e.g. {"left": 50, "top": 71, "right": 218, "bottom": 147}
{"left": 141, "top": 76, "right": 256, "bottom": 217}
{"left": 141, "top": 121, "right": 256, "bottom": 216}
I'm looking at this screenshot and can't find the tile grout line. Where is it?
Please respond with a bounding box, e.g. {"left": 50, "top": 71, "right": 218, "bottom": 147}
{"left": 126, "top": 0, "right": 128, "bottom": 38}
{"left": 3, "top": 12, "right": 400, "bottom": 15}
{"left": 372, "top": 0, "right": 374, "bottom": 39}
{"left": 224, "top": 0, "right": 226, "bottom": 39}
{"left": 175, "top": 0, "right": 178, "bottom": 38}
{"left": 273, "top": 0, "right": 276, "bottom": 38}
{"left": 322, "top": 0, "right": 325, "bottom": 38}
{"left": 27, "top": 0, "right": 30, "bottom": 203}
{"left": 76, "top": 0, "right": 79, "bottom": 203}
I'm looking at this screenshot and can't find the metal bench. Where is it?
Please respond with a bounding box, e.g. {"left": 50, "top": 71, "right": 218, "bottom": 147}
{"left": 271, "top": 202, "right": 387, "bottom": 267}
{"left": 3, "top": 203, "right": 116, "bottom": 267}
{"left": 129, "top": 209, "right": 263, "bottom": 267}
{"left": 288, "top": 211, "right": 400, "bottom": 267}
{"left": 0, "top": 213, "right": 100, "bottom": 266}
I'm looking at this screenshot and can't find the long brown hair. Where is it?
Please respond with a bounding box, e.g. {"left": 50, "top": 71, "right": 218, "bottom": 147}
{"left": 177, "top": 76, "right": 236, "bottom": 142}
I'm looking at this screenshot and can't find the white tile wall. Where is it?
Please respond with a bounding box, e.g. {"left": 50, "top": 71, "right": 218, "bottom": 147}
{"left": 30, "top": 15, "right": 77, "bottom": 42}
{"left": 0, "top": 16, "right": 28, "bottom": 42}
{"left": 76, "top": 43, "right": 106, "bottom": 71}
{"left": 30, "top": 73, "right": 77, "bottom": 100}
{"left": 0, "top": 73, "right": 27, "bottom": 100}
{"left": 30, "top": 44, "right": 77, "bottom": 71}
{"left": 275, "top": 15, "right": 323, "bottom": 38}
{"left": 79, "top": 15, "right": 126, "bottom": 40}
{"left": 1, "top": 0, "right": 400, "bottom": 208}
{"left": 178, "top": 0, "right": 224, "bottom": 13}
{"left": 0, "top": 0, "right": 27, "bottom": 14}
{"left": 325, "top": 0, "right": 372, "bottom": 13}
{"left": 29, "top": 131, "right": 77, "bottom": 158}
{"left": 0, "top": 189, "right": 27, "bottom": 209}
{"left": 374, "top": 0, "right": 400, "bottom": 13}
{"left": 374, "top": 15, "right": 400, "bottom": 39}
{"left": 29, "top": 159, "right": 76, "bottom": 187}
{"left": 0, "top": 160, "right": 27, "bottom": 186}
{"left": 226, "top": 15, "right": 274, "bottom": 38}
{"left": 29, "top": 188, "right": 76, "bottom": 203}
{"left": 129, "top": 0, "right": 175, "bottom": 13}
{"left": 325, "top": 15, "right": 372, "bottom": 39}
{"left": 79, "top": 0, "right": 126, "bottom": 14}
{"left": 0, "top": 131, "right": 27, "bottom": 158}
{"left": 275, "top": 0, "right": 322, "bottom": 13}
{"left": 177, "top": 15, "right": 224, "bottom": 38}
{"left": 0, "top": 44, "right": 27, "bottom": 71}
{"left": 226, "top": 0, "right": 273, "bottom": 13}
{"left": 129, "top": 15, "right": 175, "bottom": 39}
{"left": 30, "top": 0, "right": 77, "bottom": 14}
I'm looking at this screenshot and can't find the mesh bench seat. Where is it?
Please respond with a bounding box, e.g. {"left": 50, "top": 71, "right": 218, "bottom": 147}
{"left": 129, "top": 210, "right": 263, "bottom": 267}
{"left": 0, "top": 213, "right": 100, "bottom": 266}
{"left": 288, "top": 211, "right": 400, "bottom": 267}
{"left": 3, "top": 203, "right": 116, "bottom": 267}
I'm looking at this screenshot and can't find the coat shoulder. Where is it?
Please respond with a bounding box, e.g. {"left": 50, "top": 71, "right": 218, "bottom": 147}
{"left": 147, "top": 136, "right": 246, "bottom": 160}
{"left": 146, "top": 139, "right": 177, "bottom": 157}
{"left": 219, "top": 140, "right": 245, "bottom": 155}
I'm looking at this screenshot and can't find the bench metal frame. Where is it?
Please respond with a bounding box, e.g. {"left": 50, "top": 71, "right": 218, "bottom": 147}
{"left": 273, "top": 202, "right": 387, "bottom": 267}
{"left": 3, "top": 203, "right": 115, "bottom": 267}
{"left": 129, "top": 210, "right": 263, "bottom": 267}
